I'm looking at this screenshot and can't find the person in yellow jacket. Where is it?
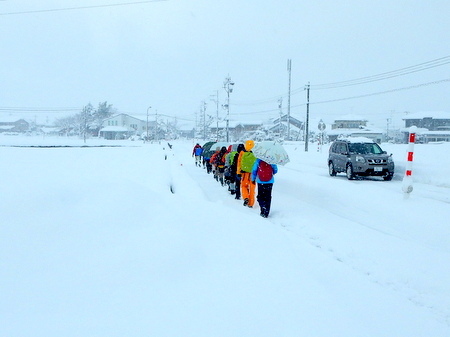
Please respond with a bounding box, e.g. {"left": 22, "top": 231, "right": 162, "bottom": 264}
{"left": 236, "top": 140, "right": 257, "bottom": 207}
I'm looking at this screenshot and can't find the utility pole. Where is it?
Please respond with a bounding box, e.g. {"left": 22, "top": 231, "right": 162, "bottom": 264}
{"left": 202, "top": 101, "right": 207, "bottom": 140}
{"left": 83, "top": 110, "right": 87, "bottom": 144}
{"left": 278, "top": 97, "right": 283, "bottom": 140}
{"left": 210, "top": 90, "right": 219, "bottom": 141}
{"left": 82, "top": 104, "right": 91, "bottom": 144}
{"left": 305, "top": 82, "right": 310, "bottom": 152}
{"left": 223, "top": 76, "right": 234, "bottom": 142}
{"left": 146, "top": 106, "right": 151, "bottom": 142}
{"left": 287, "top": 59, "right": 292, "bottom": 140}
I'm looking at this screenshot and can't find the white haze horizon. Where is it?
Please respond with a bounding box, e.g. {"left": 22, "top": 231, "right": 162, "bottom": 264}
{"left": 1, "top": 1, "right": 449, "bottom": 130}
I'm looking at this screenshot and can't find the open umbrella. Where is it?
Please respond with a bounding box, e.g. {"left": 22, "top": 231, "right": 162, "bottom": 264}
{"left": 202, "top": 141, "right": 229, "bottom": 159}
{"left": 252, "top": 141, "right": 290, "bottom": 166}
{"left": 201, "top": 141, "right": 217, "bottom": 159}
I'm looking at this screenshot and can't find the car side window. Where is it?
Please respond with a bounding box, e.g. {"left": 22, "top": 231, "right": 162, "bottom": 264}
{"left": 331, "top": 143, "right": 337, "bottom": 152}
{"left": 337, "top": 143, "right": 347, "bottom": 154}
{"left": 333, "top": 143, "right": 340, "bottom": 153}
{"left": 343, "top": 144, "right": 348, "bottom": 154}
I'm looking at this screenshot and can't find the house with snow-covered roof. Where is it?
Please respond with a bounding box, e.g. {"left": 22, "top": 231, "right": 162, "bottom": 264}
{"left": 99, "top": 113, "right": 148, "bottom": 140}
{"left": 0, "top": 118, "right": 29, "bottom": 134}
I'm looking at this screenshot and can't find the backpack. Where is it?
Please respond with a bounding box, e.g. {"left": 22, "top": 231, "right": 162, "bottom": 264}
{"left": 240, "top": 152, "right": 257, "bottom": 172}
{"left": 257, "top": 160, "right": 273, "bottom": 182}
{"left": 216, "top": 152, "right": 226, "bottom": 167}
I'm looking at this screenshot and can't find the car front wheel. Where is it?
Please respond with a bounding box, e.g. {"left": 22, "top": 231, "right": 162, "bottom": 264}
{"left": 346, "top": 164, "right": 354, "bottom": 180}
{"left": 383, "top": 173, "right": 393, "bottom": 181}
{"left": 328, "top": 162, "right": 336, "bottom": 176}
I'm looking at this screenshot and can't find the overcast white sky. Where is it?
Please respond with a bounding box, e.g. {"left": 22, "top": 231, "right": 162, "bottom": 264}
{"left": 1, "top": 0, "right": 449, "bottom": 130}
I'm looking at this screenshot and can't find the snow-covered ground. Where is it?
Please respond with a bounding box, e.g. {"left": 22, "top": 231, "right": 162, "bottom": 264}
{"left": 1, "top": 135, "right": 449, "bottom": 337}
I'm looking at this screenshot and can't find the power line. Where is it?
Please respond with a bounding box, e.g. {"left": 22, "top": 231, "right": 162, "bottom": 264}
{"left": 0, "top": 0, "right": 167, "bottom": 16}
{"left": 231, "top": 55, "right": 450, "bottom": 106}
{"left": 310, "top": 78, "right": 450, "bottom": 105}
{"left": 309, "top": 55, "right": 450, "bottom": 90}
{"left": 232, "top": 78, "right": 450, "bottom": 115}
{"left": 0, "top": 107, "right": 80, "bottom": 112}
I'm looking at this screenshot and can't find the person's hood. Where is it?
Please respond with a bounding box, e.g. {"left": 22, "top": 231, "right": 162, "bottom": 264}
{"left": 237, "top": 143, "right": 245, "bottom": 152}
{"left": 227, "top": 145, "right": 233, "bottom": 152}
{"left": 244, "top": 140, "right": 255, "bottom": 151}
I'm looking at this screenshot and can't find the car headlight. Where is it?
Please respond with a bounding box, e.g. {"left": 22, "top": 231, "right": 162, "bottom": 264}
{"left": 388, "top": 155, "right": 394, "bottom": 163}
{"left": 356, "top": 155, "right": 365, "bottom": 163}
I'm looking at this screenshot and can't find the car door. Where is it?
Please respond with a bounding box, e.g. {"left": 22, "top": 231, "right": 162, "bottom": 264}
{"left": 335, "top": 142, "right": 348, "bottom": 171}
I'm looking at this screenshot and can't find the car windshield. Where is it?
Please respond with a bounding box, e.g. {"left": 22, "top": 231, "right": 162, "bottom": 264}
{"left": 348, "top": 143, "right": 383, "bottom": 154}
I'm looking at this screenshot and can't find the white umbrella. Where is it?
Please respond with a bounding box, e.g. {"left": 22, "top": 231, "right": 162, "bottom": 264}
{"left": 252, "top": 141, "right": 290, "bottom": 166}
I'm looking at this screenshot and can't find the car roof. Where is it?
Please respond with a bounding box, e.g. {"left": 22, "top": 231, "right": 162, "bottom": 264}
{"left": 335, "top": 137, "right": 375, "bottom": 144}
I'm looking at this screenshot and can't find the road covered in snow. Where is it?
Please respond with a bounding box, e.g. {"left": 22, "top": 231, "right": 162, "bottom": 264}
{"left": 1, "top": 136, "right": 449, "bottom": 336}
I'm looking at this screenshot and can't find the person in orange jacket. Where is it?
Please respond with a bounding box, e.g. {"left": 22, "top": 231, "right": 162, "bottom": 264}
{"left": 236, "top": 140, "right": 257, "bottom": 207}
{"left": 232, "top": 144, "right": 245, "bottom": 199}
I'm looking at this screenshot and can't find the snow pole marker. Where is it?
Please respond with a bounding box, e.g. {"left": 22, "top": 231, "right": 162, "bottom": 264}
{"left": 402, "top": 126, "right": 417, "bottom": 198}
{"left": 163, "top": 144, "right": 175, "bottom": 194}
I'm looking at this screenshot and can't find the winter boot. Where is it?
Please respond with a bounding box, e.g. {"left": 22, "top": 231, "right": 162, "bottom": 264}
{"left": 228, "top": 182, "right": 235, "bottom": 194}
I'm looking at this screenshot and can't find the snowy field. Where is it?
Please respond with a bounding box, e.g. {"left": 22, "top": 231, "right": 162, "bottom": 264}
{"left": 1, "top": 134, "right": 449, "bottom": 337}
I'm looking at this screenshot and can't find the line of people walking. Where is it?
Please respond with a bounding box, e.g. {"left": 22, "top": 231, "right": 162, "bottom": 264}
{"left": 192, "top": 141, "right": 278, "bottom": 218}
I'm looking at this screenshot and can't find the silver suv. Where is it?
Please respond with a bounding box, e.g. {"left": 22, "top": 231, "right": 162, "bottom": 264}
{"left": 328, "top": 138, "right": 394, "bottom": 180}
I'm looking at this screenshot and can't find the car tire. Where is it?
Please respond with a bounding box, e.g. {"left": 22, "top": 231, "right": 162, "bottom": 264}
{"left": 346, "top": 164, "right": 354, "bottom": 180}
{"left": 328, "top": 162, "right": 336, "bottom": 176}
{"left": 383, "top": 174, "right": 393, "bottom": 181}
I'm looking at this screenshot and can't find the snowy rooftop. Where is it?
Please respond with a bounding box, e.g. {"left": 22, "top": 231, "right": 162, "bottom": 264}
{"left": 337, "top": 136, "right": 375, "bottom": 143}
{"left": 327, "top": 127, "right": 384, "bottom": 135}
{"left": 334, "top": 114, "right": 368, "bottom": 121}
{"left": 403, "top": 111, "right": 450, "bottom": 120}
{"left": 99, "top": 126, "right": 128, "bottom": 132}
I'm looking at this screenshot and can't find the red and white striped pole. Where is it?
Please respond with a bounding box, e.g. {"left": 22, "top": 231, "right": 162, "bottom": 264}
{"left": 402, "top": 126, "right": 417, "bottom": 198}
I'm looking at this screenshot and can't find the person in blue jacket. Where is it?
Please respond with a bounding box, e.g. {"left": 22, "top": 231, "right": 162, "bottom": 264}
{"left": 251, "top": 159, "right": 278, "bottom": 218}
{"left": 192, "top": 143, "right": 203, "bottom": 167}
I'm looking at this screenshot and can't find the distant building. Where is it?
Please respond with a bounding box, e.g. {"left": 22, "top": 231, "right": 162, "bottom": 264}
{"left": 99, "top": 114, "right": 147, "bottom": 140}
{"left": 328, "top": 115, "right": 383, "bottom": 143}
{"left": 403, "top": 111, "right": 450, "bottom": 131}
{"left": 331, "top": 115, "right": 367, "bottom": 129}
{"left": 209, "top": 121, "right": 263, "bottom": 142}
{"left": 232, "top": 122, "right": 263, "bottom": 140}
{"left": 402, "top": 111, "right": 450, "bottom": 143}
{"left": 271, "top": 114, "right": 303, "bottom": 140}
{"left": 0, "top": 118, "right": 29, "bottom": 133}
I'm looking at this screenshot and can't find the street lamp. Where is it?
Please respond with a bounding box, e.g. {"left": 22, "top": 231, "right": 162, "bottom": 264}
{"left": 146, "top": 106, "right": 151, "bottom": 142}
{"left": 223, "top": 76, "right": 234, "bottom": 142}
